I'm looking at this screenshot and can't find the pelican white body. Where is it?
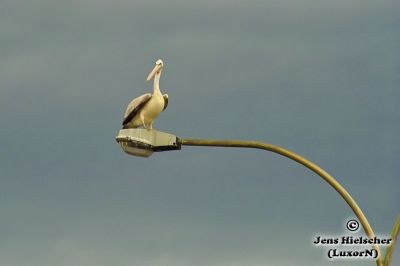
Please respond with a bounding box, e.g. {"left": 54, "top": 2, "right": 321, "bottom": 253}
{"left": 135, "top": 93, "right": 165, "bottom": 128}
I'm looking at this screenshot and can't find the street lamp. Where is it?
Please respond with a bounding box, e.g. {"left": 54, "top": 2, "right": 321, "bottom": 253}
{"left": 116, "top": 128, "right": 398, "bottom": 266}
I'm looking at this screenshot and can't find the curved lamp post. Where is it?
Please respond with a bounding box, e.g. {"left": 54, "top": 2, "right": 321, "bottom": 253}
{"left": 116, "top": 128, "right": 399, "bottom": 266}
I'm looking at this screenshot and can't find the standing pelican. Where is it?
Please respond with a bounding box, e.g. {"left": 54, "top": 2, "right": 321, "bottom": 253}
{"left": 122, "top": 59, "right": 168, "bottom": 129}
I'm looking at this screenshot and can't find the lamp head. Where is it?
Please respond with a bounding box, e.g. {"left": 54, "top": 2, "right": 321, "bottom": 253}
{"left": 116, "top": 128, "right": 181, "bottom": 157}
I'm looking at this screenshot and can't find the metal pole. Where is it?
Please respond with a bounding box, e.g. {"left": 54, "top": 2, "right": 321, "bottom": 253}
{"left": 180, "top": 138, "right": 383, "bottom": 266}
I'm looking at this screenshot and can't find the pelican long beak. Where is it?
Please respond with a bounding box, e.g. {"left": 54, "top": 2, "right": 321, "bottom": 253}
{"left": 146, "top": 64, "right": 163, "bottom": 81}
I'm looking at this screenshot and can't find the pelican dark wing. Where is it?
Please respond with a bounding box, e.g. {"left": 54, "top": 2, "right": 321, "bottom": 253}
{"left": 122, "top": 93, "right": 152, "bottom": 127}
{"left": 163, "top": 94, "right": 169, "bottom": 111}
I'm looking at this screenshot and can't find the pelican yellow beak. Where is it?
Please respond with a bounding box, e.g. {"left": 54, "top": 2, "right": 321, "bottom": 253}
{"left": 146, "top": 63, "right": 163, "bottom": 81}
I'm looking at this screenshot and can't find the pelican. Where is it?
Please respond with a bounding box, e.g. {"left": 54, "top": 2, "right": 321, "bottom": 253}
{"left": 122, "top": 59, "right": 168, "bottom": 129}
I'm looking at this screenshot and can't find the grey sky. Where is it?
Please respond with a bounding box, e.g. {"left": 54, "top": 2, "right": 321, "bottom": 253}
{"left": 1, "top": 1, "right": 399, "bottom": 265}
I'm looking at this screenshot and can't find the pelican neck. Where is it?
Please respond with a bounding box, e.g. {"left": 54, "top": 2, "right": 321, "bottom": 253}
{"left": 153, "top": 72, "right": 162, "bottom": 95}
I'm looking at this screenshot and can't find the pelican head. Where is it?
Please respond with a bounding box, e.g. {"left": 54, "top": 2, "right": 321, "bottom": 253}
{"left": 146, "top": 59, "right": 164, "bottom": 81}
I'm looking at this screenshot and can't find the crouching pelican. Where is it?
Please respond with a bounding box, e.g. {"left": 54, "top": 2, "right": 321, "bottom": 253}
{"left": 122, "top": 59, "right": 168, "bottom": 129}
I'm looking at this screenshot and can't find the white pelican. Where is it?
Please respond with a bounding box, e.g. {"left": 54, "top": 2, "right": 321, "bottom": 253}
{"left": 122, "top": 59, "right": 168, "bottom": 129}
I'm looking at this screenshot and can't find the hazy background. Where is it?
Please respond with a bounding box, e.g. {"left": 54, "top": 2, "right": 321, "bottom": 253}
{"left": 1, "top": 0, "right": 399, "bottom": 265}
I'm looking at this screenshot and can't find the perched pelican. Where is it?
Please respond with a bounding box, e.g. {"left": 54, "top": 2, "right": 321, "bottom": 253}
{"left": 122, "top": 59, "right": 168, "bottom": 129}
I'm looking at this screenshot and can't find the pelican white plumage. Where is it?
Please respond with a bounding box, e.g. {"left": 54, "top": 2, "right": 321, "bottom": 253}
{"left": 122, "top": 59, "right": 168, "bottom": 129}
